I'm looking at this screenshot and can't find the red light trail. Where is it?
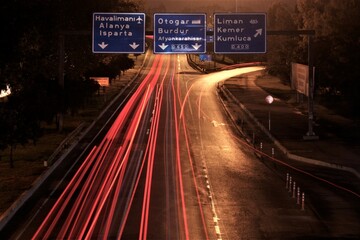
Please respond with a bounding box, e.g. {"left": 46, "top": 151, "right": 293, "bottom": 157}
{"left": 32, "top": 54, "right": 210, "bottom": 239}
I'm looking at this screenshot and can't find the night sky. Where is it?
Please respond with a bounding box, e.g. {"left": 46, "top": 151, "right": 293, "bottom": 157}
{"left": 143, "top": 0, "right": 288, "bottom": 12}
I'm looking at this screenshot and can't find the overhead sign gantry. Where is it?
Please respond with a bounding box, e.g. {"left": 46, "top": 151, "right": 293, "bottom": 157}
{"left": 92, "top": 12, "right": 145, "bottom": 53}
{"left": 214, "top": 13, "right": 266, "bottom": 54}
{"left": 92, "top": 12, "right": 266, "bottom": 54}
{"left": 153, "top": 13, "right": 206, "bottom": 54}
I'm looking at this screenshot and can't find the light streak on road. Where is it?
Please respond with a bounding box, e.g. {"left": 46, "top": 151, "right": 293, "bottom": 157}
{"left": 32, "top": 55, "right": 164, "bottom": 239}
{"left": 177, "top": 64, "right": 266, "bottom": 240}
{"left": 31, "top": 54, "right": 213, "bottom": 239}
{"left": 207, "top": 67, "right": 360, "bottom": 200}
{"left": 140, "top": 75, "right": 165, "bottom": 240}
{"left": 4, "top": 52, "right": 358, "bottom": 240}
{"left": 172, "top": 72, "right": 190, "bottom": 240}
{"left": 180, "top": 66, "right": 265, "bottom": 121}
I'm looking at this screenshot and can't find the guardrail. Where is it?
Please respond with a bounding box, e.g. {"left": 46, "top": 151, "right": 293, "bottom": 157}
{"left": 218, "top": 83, "right": 360, "bottom": 180}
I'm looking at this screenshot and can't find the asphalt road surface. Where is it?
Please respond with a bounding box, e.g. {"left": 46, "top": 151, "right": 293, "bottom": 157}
{"left": 1, "top": 53, "right": 359, "bottom": 239}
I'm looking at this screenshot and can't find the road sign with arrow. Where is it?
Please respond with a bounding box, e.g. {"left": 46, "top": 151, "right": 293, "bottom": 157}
{"left": 92, "top": 12, "right": 145, "bottom": 53}
{"left": 214, "top": 13, "right": 266, "bottom": 54}
{"left": 154, "top": 13, "right": 206, "bottom": 54}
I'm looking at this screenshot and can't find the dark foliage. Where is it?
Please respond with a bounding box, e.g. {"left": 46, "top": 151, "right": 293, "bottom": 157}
{"left": 267, "top": 0, "right": 360, "bottom": 119}
{"left": 0, "top": 0, "right": 140, "bottom": 167}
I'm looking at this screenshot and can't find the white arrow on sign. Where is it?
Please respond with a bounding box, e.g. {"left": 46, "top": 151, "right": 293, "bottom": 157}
{"left": 254, "top": 29, "right": 263, "bottom": 38}
{"left": 98, "top": 42, "right": 108, "bottom": 49}
{"left": 158, "top": 43, "right": 169, "bottom": 50}
{"left": 192, "top": 43, "right": 202, "bottom": 50}
{"left": 129, "top": 42, "right": 140, "bottom": 50}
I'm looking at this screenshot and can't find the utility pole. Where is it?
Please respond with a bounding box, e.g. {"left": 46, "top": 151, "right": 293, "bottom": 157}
{"left": 58, "top": 31, "right": 90, "bottom": 132}
{"left": 57, "top": 34, "right": 65, "bottom": 132}
{"left": 304, "top": 35, "right": 318, "bottom": 140}
{"left": 267, "top": 30, "right": 318, "bottom": 140}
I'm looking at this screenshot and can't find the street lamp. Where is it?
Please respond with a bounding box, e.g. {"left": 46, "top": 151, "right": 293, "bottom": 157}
{"left": 265, "top": 95, "right": 274, "bottom": 131}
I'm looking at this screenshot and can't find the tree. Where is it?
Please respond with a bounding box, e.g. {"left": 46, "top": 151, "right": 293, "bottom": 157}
{"left": 0, "top": 0, "right": 142, "bottom": 167}
{"left": 0, "top": 92, "right": 43, "bottom": 168}
{"left": 266, "top": 1, "right": 300, "bottom": 82}
{"left": 64, "top": 76, "right": 100, "bottom": 116}
{"left": 0, "top": 107, "right": 18, "bottom": 168}
{"left": 295, "top": 0, "right": 360, "bottom": 117}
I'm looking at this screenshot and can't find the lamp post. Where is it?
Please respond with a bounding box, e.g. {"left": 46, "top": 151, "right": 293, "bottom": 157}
{"left": 265, "top": 95, "right": 274, "bottom": 131}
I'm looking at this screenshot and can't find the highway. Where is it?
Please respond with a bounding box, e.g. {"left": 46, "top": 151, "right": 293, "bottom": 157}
{"left": 1, "top": 52, "right": 359, "bottom": 239}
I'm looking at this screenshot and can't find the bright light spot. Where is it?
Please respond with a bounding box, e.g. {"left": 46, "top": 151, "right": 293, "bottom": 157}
{"left": 0, "top": 85, "right": 11, "bottom": 98}
{"left": 200, "top": 66, "right": 265, "bottom": 85}
{"left": 265, "top": 95, "right": 274, "bottom": 104}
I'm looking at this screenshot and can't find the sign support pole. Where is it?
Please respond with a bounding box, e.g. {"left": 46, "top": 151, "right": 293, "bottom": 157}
{"left": 304, "top": 35, "right": 318, "bottom": 140}
{"left": 57, "top": 34, "right": 65, "bottom": 132}
{"left": 267, "top": 30, "right": 318, "bottom": 140}
{"left": 57, "top": 31, "right": 90, "bottom": 132}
